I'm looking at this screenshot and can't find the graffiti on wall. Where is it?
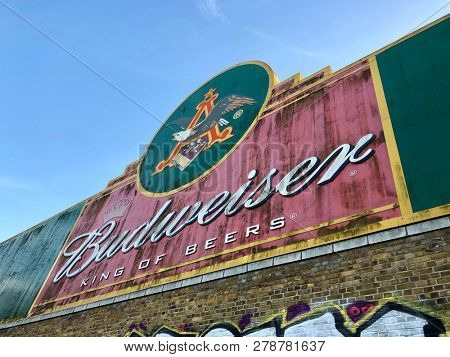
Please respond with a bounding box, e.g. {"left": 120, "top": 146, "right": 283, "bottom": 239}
{"left": 124, "top": 300, "right": 446, "bottom": 337}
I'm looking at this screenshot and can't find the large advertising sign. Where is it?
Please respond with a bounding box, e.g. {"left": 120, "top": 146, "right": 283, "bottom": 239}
{"left": 30, "top": 60, "right": 414, "bottom": 314}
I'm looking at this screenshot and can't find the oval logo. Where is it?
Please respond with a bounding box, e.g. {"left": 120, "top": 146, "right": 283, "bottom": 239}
{"left": 138, "top": 61, "right": 275, "bottom": 197}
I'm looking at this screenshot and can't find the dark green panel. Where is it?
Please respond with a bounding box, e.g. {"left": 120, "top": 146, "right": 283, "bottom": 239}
{"left": 0, "top": 203, "right": 83, "bottom": 320}
{"left": 376, "top": 18, "right": 450, "bottom": 212}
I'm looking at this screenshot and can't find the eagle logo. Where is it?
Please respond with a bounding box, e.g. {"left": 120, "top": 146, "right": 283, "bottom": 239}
{"left": 154, "top": 89, "right": 256, "bottom": 174}
{"left": 138, "top": 61, "right": 274, "bottom": 197}
{"left": 171, "top": 94, "right": 256, "bottom": 143}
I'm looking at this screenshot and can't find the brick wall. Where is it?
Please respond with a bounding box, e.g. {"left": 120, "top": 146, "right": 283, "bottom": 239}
{"left": 0, "top": 226, "right": 448, "bottom": 337}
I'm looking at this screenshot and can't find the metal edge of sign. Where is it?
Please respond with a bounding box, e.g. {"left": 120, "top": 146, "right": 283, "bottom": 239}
{"left": 136, "top": 60, "right": 277, "bottom": 198}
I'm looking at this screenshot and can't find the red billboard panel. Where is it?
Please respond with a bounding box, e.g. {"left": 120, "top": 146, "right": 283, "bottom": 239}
{"left": 32, "top": 61, "right": 400, "bottom": 314}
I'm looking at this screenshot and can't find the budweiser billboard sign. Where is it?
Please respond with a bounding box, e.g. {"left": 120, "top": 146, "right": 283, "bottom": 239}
{"left": 32, "top": 61, "right": 400, "bottom": 313}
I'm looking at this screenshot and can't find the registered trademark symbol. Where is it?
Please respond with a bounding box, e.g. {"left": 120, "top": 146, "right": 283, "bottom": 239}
{"left": 349, "top": 169, "right": 358, "bottom": 177}
{"left": 233, "top": 109, "right": 243, "bottom": 119}
{"left": 290, "top": 213, "right": 298, "bottom": 220}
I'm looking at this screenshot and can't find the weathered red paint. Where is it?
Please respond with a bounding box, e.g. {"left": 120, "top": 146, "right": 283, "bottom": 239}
{"left": 32, "top": 63, "right": 399, "bottom": 313}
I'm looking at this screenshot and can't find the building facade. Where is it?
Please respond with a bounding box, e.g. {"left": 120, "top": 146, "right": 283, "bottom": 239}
{"left": 0, "top": 16, "right": 448, "bottom": 337}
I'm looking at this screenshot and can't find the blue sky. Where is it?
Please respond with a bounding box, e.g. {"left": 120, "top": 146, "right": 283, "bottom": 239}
{"left": 0, "top": 0, "right": 448, "bottom": 241}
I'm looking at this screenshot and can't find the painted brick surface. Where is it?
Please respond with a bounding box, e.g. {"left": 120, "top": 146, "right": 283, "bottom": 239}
{"left": 284, "top": 313, "right": 343, "bottom": 337}
{"left": 360, "top": 310, "right": 427, "bottom": 337}
{"left": 0, "top": 227, "right": 447, "bottom": 337}
{"left": 0, "top": 203, "right": 83, "bottom": 320}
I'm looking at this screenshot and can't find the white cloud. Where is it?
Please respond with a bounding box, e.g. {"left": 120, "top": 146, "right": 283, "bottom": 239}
{"left": 196, "top": 0, "right": 229, "bottom": 24}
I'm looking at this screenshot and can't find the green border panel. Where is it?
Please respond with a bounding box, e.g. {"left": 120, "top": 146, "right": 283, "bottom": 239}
{"left": 376, "top": 18, "right": 450, "bottom": 212}
{"left": 0, "top": 203, "right": 83, "bottom": 320}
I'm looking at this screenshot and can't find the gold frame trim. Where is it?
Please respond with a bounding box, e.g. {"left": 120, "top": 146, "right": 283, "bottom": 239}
{"left": 369, "top": 57, "right": 413, "bottom": 216}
